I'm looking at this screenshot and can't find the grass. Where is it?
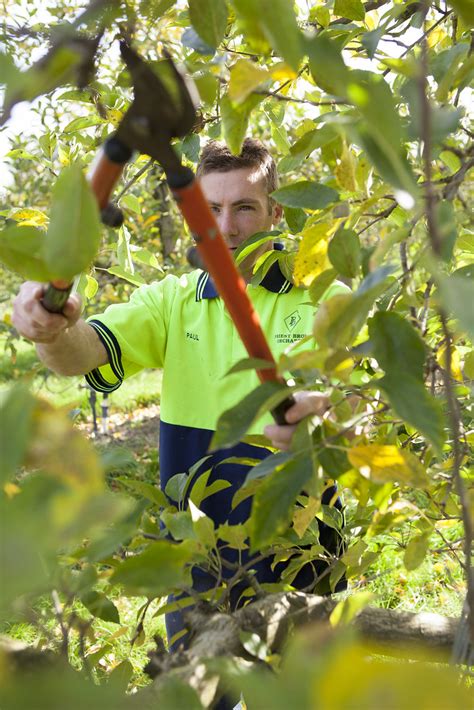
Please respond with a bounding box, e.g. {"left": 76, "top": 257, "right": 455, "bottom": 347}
{"left": 364, "top": 544, "right": 465, "bottom": 618}
{"left": 0, "top": 334, "right": 162, "bottom": 413}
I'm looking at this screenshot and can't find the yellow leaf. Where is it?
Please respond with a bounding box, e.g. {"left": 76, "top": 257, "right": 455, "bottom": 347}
{"left": 10, "top": 209, "right": 48, "bottom": 227}
{"left": 329, "top": 591, "right": 374, "bottom": 626}
{"left": 348, "top": 445, "right": 429, "bottom": 487}
{"left": 292, "top": 496, "right": 320, "bottom": 538}
{"left": 3, "top": 482, "right": 20, "bottom": 498}
{"left": 106, "top": 108, "right": 124, "bottom": 127}
{"left": 228, "top": 59, "right": 270, "bottom": 104}
{"left": 426, "top": 25, "right": 446, "bottom": 48}
{"left": 334, "top": 142, "right": 358, "bottom": 192}
{"left": 269, "top": 61, "right": 297, "bottom": 82}
{"left": 436, "top": 344, "right": 463, "bottom": 381}
{"left": 293, "top": 222, "right": 335, "bottom": 287}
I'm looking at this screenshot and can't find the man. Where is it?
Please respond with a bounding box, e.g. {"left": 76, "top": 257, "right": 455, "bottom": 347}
{"left": 12, "top": 138, "right": 344, "bottom": 651}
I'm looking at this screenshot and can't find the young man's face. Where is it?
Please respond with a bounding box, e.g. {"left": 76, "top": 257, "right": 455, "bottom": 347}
{"left": 199, "top": 167, "right": 282, "bottom": 281}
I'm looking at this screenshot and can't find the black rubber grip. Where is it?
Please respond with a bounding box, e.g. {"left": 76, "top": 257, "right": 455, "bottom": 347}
{"left": 101, "top": 202, "right": 125, "bottom": 228}
{"left": 104, "top": 136, "right": 134, "bottom": 163}
{"left": 271, "top": 394, "right": 296, "bottom": 425}
{"left": 41, "top": 283, "right": 72, "bottom": 314}
{"left": 166, "top": 165, "right": 195, "bottom": 189}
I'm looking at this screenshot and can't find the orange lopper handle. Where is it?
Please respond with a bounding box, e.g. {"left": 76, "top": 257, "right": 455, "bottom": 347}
{"left": 168, "top": 169, "right": 295, "bottom": 425}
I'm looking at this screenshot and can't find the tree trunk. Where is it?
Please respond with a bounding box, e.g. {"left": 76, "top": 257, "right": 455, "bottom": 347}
{"left": 142, "top": 593, "right": 461, "bottom": 708}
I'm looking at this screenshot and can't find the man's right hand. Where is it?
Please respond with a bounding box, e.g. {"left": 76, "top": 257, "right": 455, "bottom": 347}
{"left": 12, "top": 281, "right": 82, "bottom": 344}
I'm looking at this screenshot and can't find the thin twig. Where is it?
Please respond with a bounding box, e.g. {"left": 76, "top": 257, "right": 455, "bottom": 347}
{"left": 115, "top": 158, "right": 154, "bottom": 202}
{"left": 51, "top": 590, "right": 69, "bottom": 658}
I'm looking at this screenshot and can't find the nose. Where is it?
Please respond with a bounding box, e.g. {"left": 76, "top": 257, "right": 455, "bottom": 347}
{"left": 217, "top": 208, "right": 238, "bottom": 241}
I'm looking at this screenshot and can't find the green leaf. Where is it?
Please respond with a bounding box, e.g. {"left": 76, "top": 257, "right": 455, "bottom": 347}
{"left": 80, "top": 591, "right": 120, "bottom": 624}
{"left": 314, "top": 266, "right": 393, "bottom": 349}
{"left": 228, "top": 59, "right": 270, "bottom": 103}
{"left": 182, "top": 26, "right": 216, "bottom": 55}
{"left": 189, "top": 499, "right": 216, "bottom": 549}
{"left": 272, "top": 181, "right": 339, "bottom": 210}
{"left": 5, "top": 148, "right": 36, "bottom": 160}
{"left": 327, "top": 228, "right": 361, "bottom": 278}
{"left": 154, "top": 676, "right": 203, "bottom": 710}
{"left": 245, "top": 451, "right": 292, "bottom": 482}
{"left": 308, "top": 268, "right": 337, "bottom": 305}
{"left": 368, "top": 312, "right": 426, "bottom": 381}
{"left": 161, "top": 510, "right": 195, "bottom": 541}
{"left": 221, "top": 93, "right": 262, "bottom": 154}
{"left": 194, "top": 72, "right": 219, "bottom": 104}
{"left": 141, "top": 0, "right": 176, "bottom": 21}
{"left": 330, "top": 591, "right": 374, "bottom": 627}
{"left": 289, "top": 125, "right": 338, "bottom": 159}
{"left": 226, "top": 357, "right": 276, "bottom": 375}
{"left": 0, "top": 384, "right": 35, "bottom": 484}
{"left": 257, "top": 0, "right": 304, "bottom": 71}
{"left": 438, "top": 273, "right": 474, "bottom": 339}
{"left": 164, "top": 472, "right": 189, "bottom": 505}
{"left": 107, "top": 266, "right": 146, "bottom": 286}
{"left": 447, "top": 0, "right": 474, "bottom": 27}
{"left": 249, "top": 453, "right": 313, "bottom": 550}
{"left": 2, "top": 44, "right": 91, "bottom": 124}
{"left": 0, "top": 225, "right": 53, "bottom": 281}
{"left": 218, "top": 522, "right": 249, "bottom": 550}
{"left": 107, "top": 660, "right": 134, "bottom": 694}
{"left": 117, "top": 478, "right": 168, "bottom": 507}
{"left": 361, "top": 28, "right": 384, "bottom": 59}
{"left": 132, "top": 248, "right": 163, "bottom": 272}
{"left": 120, "top": 194, "right": 142, "bottom": 214}
{"left": 188, "top": 0, "right": 228, "bottom": 49}
{"left": 63, "top": 115, "right": 102, "bottom": 133}
{"left": 348, "top": 73, "right": 417, "bottom": 197}
{"left": 284, "top": 206, "right": 307, "bottom": 233}
{"left": 306, "top": 33, "right": 351, "bottom": 96}
{"left": 404, "top": 534, "right": 430, "bottom": 571}
{"left": 334, "top": 0, "right": 365, "bottom": 21}
{"left": 379, "top": 371, "right": 445, "bottom": 451}
{"left": 212, "top": 381, "right": 290, "bottom": 449}
{"left": 234, "top": 230, "right": 280, "bottom": 265}
{"left": 45, "top": 163, "right": 101, "bottom": 281}
{"left": 319, "top": 446, "right": 351, "bottom": 478}
{"left": 110, "top": 541, "right": 195, "bottom": 595}
{"left": 402, "top": 79, "right": 463, "bottom": 144}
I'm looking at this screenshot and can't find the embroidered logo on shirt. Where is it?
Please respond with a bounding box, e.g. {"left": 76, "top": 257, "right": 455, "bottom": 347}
{"left": 284, "top": 310, "right": 301, "bottom": 331}
{"left": 186, "top": 332, "right": 199, "bottom": 341}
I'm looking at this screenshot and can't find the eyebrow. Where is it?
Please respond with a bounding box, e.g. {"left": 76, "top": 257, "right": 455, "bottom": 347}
{"left": 208, "top": 198, "right": 261, "bottom": 207}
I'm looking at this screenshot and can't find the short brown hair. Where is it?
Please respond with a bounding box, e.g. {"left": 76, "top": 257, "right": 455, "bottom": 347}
{"left": 197, "top": 138, "right": 278, "bottom": 195}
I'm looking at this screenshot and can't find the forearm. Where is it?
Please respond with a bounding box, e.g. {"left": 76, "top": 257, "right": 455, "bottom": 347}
{"left": 36, "top": 320, "right": 108, "bottom": 376}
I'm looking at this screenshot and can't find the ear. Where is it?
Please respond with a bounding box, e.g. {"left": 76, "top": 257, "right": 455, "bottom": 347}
{"left": 272, "top": 202, "right": 283, "bottom": 224}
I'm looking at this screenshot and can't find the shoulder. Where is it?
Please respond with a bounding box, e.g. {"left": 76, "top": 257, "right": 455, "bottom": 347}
{"left": 130, "top": 270, "right": 202, "bottom": 305}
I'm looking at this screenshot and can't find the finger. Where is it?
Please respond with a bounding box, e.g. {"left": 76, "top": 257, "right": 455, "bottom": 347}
{"left": 264, "top": 424, "right": 296, "bottom": 450}
{"left": 62, "top": 293, "right": 82, "bottom": 322}
{"left": 285, "top": 393, "right": 329, "bottom": 424}
{"left": 30, "top": 300, "right": 69, "bottom": 330}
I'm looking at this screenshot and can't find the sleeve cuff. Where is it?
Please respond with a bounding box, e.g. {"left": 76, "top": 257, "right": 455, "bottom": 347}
{"left": 85, "top": 319, "right": 124, "bottom": 393}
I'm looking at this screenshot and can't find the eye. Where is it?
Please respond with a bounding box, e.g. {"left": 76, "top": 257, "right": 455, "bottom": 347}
{"left": 239, "top": 204, "right": 255, "bottom": 211}
{"left": 210, "top": 205, "right": 221, "bottom": 214}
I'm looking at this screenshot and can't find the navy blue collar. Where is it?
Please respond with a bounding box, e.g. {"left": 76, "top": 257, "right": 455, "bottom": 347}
{"left": 195, "top": 245, "right": 293, "bottom": 301}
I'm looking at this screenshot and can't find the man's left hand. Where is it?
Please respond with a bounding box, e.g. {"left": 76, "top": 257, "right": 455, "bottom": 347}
{"left": 264, "top": 391, "right": 330, "bottom": 451}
